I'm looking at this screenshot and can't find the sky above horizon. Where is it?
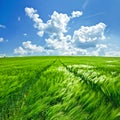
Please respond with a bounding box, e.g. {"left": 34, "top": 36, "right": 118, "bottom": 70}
{"left": 0, "top": 0, "right": 120, "bottom": 57}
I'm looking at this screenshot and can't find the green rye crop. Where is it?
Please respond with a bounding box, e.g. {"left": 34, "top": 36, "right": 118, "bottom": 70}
{"left": 0, "top": 56, "right": 120, "bottom": 120}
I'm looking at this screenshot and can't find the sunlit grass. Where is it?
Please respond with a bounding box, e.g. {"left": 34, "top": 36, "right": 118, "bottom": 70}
{"left": 0, "top": 56, "right": 120, "bottom": 120}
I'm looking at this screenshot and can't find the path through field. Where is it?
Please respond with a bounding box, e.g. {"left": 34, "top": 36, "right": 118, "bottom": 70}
{"left": 0, "top": 57, "right": 120, "bottom": 120}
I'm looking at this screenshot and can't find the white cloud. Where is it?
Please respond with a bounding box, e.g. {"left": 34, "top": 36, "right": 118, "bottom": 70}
{"left": 105, "top": 50, "right": 120, "bottom": 57}
{"left": 37, "top": 31, "right": 44, "bottom": 37}
{"left": 45, "top": 33, "right": 71, "bottom": 50}
{"left": 45, "top": 38, "right": 69, "bottom": 51}
{"left": 25, "top": 7, "right": 37, "bottom": 19}
{"left": 45, "top": 11, "right": 70, "bottom": 34}
{"left": 25, "top": 7, "right": 71, "bottom": 37}
{"left": 62, "top": 47, "right": 88, "bottom": 55}
{"left": 14, "top": 41, "right": 44, "bottom": 55}
{"left": 14, "top": 47, "right": 27, "bottom": 55}
{"left": 0, "top": 37, "right": 4, "bottom": 42}
{"left": 87, "top": 44, "right": 107, "bottom": 56}
{"left": 43, "top": 22, "right": 107, "bottom": 55}
{"left": 0, "top": 24, "right": 6, "bottom": 29}
{"left": 96, "top": 44, "right": 107, "bottom": 49}
{"left": 18, "top": 17, "right": 21, "bottom": 21}
{"left": 71, "top": 11, "right": 83, "bottom": 18}
{"left": 0, "top": 54, "right": 6, "bottom": 58}
{"left": 45, "top": 37, "right": 87, "bottom": 55}
{"left": 104, "top": 44, "right": 120, "bottom": 57}
{"left": 16, "top": 7, "right": 109, "bottom": 56}
{"left": 73, "top": 22, "right": 106, "bottom": 44}
{"left": 23, "top": 41, "right": 44, "bottom": 53}
{"left": 23, "top": 33, "right": 28, "bottom": 36}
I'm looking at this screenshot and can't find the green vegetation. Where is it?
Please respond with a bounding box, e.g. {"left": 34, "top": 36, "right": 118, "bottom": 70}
{"left": 0, "top": 56, "right": 120, "bottom": 120}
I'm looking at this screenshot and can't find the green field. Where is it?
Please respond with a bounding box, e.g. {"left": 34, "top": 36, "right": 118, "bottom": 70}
{"left": 0, "top": 56, "right": 120, "bottom": 120}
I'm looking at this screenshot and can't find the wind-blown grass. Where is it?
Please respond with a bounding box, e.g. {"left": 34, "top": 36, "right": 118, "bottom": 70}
{"left": 0, "top": 56, "right": 120, "bottom": 120}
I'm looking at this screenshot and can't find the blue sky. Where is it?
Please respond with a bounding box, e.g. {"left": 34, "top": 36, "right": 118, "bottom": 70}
{"left": 0, "top": 0, "right": 120, "bottom": 56}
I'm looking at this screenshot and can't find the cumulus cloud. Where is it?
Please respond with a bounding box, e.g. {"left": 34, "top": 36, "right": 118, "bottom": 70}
{"left": 25, "top": 7, "right": 70, "bottom": 37}
{"left": 72, "top": 22, "right": 106, "bottom": 49}
{"left": 14, "top": 47, "right": 27, "bottom": 55}
{"left": 25, "top": 8, "right": 83, "bottom": 38}
{"left": 73, "top": 23, "right": 106, "bottom": 43}
{"left": 0, "top": 37, "right": 4, "bottom": 42}
{"left": 23, "top": 41, "right": 44, "bottom": 53}
{"left": 15, "top": 7, "right": 108, "bottom": 56}
{"left": 24, "top": 7, "right": 89, "bottom": 55}
{"left": 45, "top": 37, "right": 87, "bottom": 55}
{"left": 45, "top": 33, "right": 71, "bottom": 50}
{"left": 14, "top": 41, "right": 44, "bottom": 55}
{"left": 62, "top": 47, "right": 88, "bottom": 56}
{"left": 71, "top": 11, "right": 83, "bottom": 18}
{"left": 0, "top": 24, "right": 6, "bottom": 29}
{"left": 86, "top": 44, "right": 107, "bottom": 56}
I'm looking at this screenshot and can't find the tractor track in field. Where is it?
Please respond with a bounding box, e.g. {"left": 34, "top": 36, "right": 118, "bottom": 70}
{"left": 19, "top": 59, "right": 57, "bottom": 97}
{"left": 60, "top": 60, "right": 120, "bottom": 108}
{"left": 1, "top": 57, "right": 120, "bottom": 120}
{"left": 0, "top": 60, "right": 57, "bottom": 114}
{"left": 1, "top": 59, "right": 58, "bottom": 120}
